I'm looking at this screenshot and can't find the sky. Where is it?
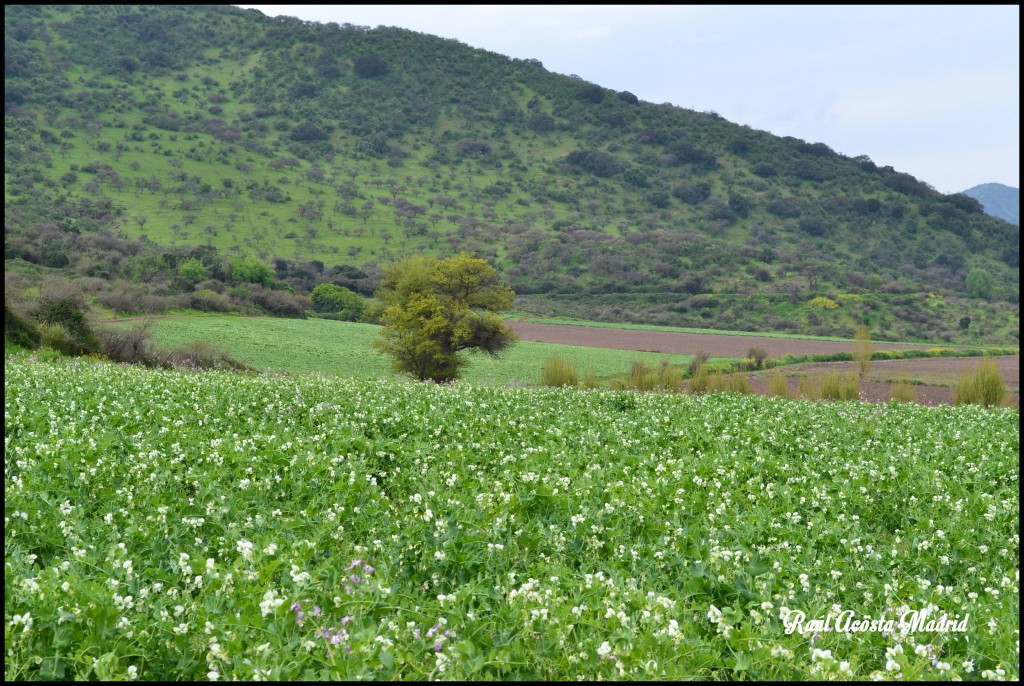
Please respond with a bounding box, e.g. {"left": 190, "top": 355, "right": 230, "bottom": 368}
{"left": 238, "top": 5, "right": 1019, "bottom": 194}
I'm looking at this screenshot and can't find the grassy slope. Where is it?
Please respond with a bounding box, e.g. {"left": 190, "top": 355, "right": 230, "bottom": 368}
{"left": 106, "top": 315, "right": 702, "bottom": 384}
{"left": 4, "top": 5, "right": 1018, "bottom": 347}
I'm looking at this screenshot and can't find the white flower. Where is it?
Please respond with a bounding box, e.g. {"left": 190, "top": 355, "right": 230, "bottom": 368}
{"left": 207, "top": 670, "right": 219, "bottom": 681}
{"left": 886, "top": 658, "right": 901, "bottom": 672}
{"left": 597, "top": 641, "right": 612, "bottom": 657}
{"left": 812, "top": 648, "right": 833, "bottom": 662}
{"left": 236, "top": 539, "right": 254, "bottom": 560}
{"left": 707, "top": 605, "right": 723, "bottom": 624}
{"left": 259, "top": 589, "right": 284, "bottom": 617}
{"left": 962, "top": 660, "right": 974, "bottom": 673}
{"left": 11, "top": 613, "right": 33, "bottom": 633}
{"left": 839, "top": 661, "right": 852, "bottom": 675}
{"left": 126, "top": 665, "right": 138, "bottom": 680}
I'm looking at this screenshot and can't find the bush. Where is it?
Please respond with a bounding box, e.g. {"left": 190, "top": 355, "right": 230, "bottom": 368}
{"left": 5, "top": 301, "right": 40, "bottom": 349}
{"left": 542, "top": 355, "right": 578, "bottom": 388}
{"left": 796, "top": 375, "right": 821, "bottom": 400}
{"left": 32, "top": 284, "right": 99, "bottom": 354}
{"left": 655, "top": 359, "right": 683, "bottom": 392}
{"left": 310, "top": 283, "right": 365, "bottom": 321}
{"left": 39, "top": 323, "right": 79, "bottom": 356}
{"left": 688, "top": 351, "right": 709, "bottom": 377}
{"left": 582, "top": 362, "right": 600, "bottom": 390}
{"left": 688, "top": 361, "right": 709, "bottom": 395}
{"left": 765, "top": 370, "right": 789, "bottom": 398}
{"left": 163, "top": 339, "right": 252, "bottom": 372}
{"left": 889, "top": 378, "right": 919, "bottom": 404}
{"left": 96, "top": 321, "right": 156, "bottom": 365}
{"left": 709, "top": 371, "right": 751, "bottom": 395}
{"left": 627, "top": 359, "right": 657, "bottom": 392}
{"left": 747, "top": 347, "right": 768, "bottom": 369}
{"left": 821, "top": 372, "right": 860, "bottom": 401}
{"left": 953, "top": 357, "right": 1007, "bottom": 407}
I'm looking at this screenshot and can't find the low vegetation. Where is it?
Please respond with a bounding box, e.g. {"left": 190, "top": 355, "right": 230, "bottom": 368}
{"left": 5, "top": 355, "right": 1018, "bottom": 680}
{"left": 954, "top": 356, "right": 1010, "bottom": 407}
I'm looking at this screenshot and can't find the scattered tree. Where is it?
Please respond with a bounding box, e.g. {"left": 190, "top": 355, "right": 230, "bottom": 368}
{"left": 372, "top": 254, "right": 517, "bottom": 382}
{"left": 853, "top": 324, "right": 872, "bottom": 380}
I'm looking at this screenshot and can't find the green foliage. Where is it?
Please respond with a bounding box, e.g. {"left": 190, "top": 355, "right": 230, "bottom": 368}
{"left": 853, "top": 325, "right": 872, "bottom": 379}
{"left": 229, "top": 255, "right": 275, "bottom": 287}
{"left": 747, "top": 347, "right": 767, "bottom": 369}
{"left": 541, "top": 354, "right": 578, "bottom": 388}
{"left": 373, "top": 254, "right": 517, "bottom": 382}
{"left": 353, "top": 54, "right": 388, "bottom": 78}
{"left": 767, "top": 370, "right": 790, "bottom": 398}
{"left": 5, "top": 301, "right": 40, "bottom": 349}
{"left": 177, "top": 257, "right": 208, "bottom": 282}
{"left": 966, "top": 268, "right": 994, "bottom": 300}
{"left": 954, "top": 357, "right": 1008, "bottom": 407}
{"left": 820, "top": 372, "right": 860, "bottom": 401}
{"left": 2, "top": 4, "right": 1018, "bottom": 346}
{"left": 688, "top": 359, "right": 709, "bottom": 395}
{"left": 5, "top": 356, "right": 1018, "bottom": 680}
{"left": 889, "top": 377, "right": 918, "bottom": 403}
{"left": 31, "top": 286, "right": 100, "bottom": 355}
{"left": 310, "top": 283, "right": 365, "bottom": 321}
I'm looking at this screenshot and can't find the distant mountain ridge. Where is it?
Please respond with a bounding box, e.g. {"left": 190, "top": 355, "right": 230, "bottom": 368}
{"left": 959, "top": 183, "right": 1019, "bottom": 225}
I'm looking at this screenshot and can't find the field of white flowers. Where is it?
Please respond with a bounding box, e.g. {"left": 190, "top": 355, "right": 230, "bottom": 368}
{"left": 4, "top": 354, "right": 1019, "bottom": 680}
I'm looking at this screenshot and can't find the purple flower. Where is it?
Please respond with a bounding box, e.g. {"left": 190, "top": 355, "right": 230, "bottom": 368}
{"left": 413, "top": 629, "right": 421, "bottom": 640}
{"left": 312, "top": 606, "right": 322, "bottom": 617}
{"left": 290, "top": 602, "right": 302, "bottom": 613}
{"left": 434, "top": 643, "right": 443, "bottom": 652}
{"left": 364, "top": 566, "right": 375, "bottom": 575}
{"left": 340, "top": 616, "right": 354, "bottom": 625}
{"left": 351, "top": 575, "right": 361, "bottom": 584}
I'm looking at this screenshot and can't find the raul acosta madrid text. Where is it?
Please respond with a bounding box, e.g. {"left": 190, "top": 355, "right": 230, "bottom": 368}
{"left": 782, "top": 607, "right": 969, "bottom": 635}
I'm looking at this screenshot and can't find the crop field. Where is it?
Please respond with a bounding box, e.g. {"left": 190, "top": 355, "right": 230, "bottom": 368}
{"left": 4, "top": 354, "right": 1019, "bottom": 680}
{"left": 101, "top": 316, "right": 703, "bottom": 385}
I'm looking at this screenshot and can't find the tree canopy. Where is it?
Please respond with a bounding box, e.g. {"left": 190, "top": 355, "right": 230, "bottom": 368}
{"left": 372, "top": 254, "right": 517, "bottom": 382}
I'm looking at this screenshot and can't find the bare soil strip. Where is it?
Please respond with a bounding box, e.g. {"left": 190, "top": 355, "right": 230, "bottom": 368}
{"left": 507, "top": 321, "right": 937, "bottom": 358}
{"left": 508, "top": 321, "right": 1019, "bottom": 408}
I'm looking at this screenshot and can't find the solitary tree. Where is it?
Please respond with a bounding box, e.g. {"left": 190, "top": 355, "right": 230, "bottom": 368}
{"left": 372, "top": 254, "right": 517, "bottom": 382}
{"left": 853, "top": 324, "right": 872, "bottom": 380}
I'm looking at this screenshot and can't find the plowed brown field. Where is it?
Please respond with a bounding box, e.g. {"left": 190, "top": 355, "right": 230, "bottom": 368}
{"left": 507, "top": 321, "right": 1019, "bottom": 408}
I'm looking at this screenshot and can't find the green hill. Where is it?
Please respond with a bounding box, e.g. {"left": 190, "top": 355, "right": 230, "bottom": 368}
{"left": 960, "top": 183, "right": 1019, "bottom": 226}
{"left": 4, "top": 5, "right": 1019, "bottom": 345}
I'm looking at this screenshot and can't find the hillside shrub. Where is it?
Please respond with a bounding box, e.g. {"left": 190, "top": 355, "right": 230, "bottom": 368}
{"left": 5, "top": 301, "right": 40, "bottom": 349}
{"left": 32, "top": 284, "right": 100, "bottom": 354}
